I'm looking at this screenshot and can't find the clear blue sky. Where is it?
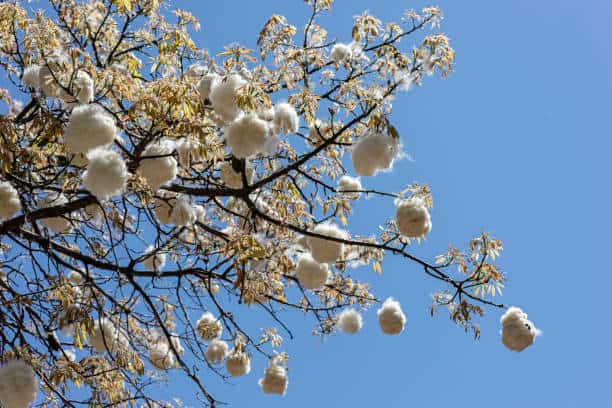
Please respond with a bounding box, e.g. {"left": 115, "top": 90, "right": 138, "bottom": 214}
{"left": 166, "top": 0, "right": 612, "bottom": 406}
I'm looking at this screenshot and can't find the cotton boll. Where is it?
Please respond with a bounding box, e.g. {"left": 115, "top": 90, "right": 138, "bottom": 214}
{"left": 197, "top": 73, "right": 221, "bottom": 101}
{"left": 226, "top": 349, "right": 251, "bottom": 377}
{"left": 219, "top": 161, "right": 254, "bottom": 188}
{"left": 64, "top": 104, "right": 117, "bottom": 154}
{"left": 138, "top": 139, "right": 178, "bottom": 190}
{"left": 295, "top": 252, "right": 329, "bottom": 290}
{"left": 170, "top": 334, "right": 185, "bottom": 356}
{"left": 259, "top": 358, "right": 288, "bottom": 395}
{"left": 257, "top": 107, "right": 275, "bottom": 122}
{"left": 306, "top": 223, "right": 349, "bottom": 264}
{"left": 175, "top": 138, "right": 201, "bottom": 168}
{"left": 196, "top": 312, "right": 222, "bottom": 340}
{"left": 205, "top": 339, "right": 229, "bottom": 364}
{"left": 39, "top": 194, "right": 72, "bottom": 233}
{"left": 295, "top": 235, "right": 310, "bottom": 251}
{"left": 38, "top": 54, "right": 68, "bottom": 97}
{"left": 500, "top": 307, "right": 541, "bottom": 352}
{"left": 82, "top": 148, "right": 128, "bottom": 199}
{"left": 22, "top": 65, "right": 41, "bottom": 88}
{"left": 153, "top": 192, "right": 177, "bottom": 224}
{"left": 395, "top": 198, "right": 431, "bottom": 238}
{"left": 0, "top": 360, "right": 38, "bottom": 408}
{"left": 338, "top": 175, "right": 362, "bottom": 199}
{"left": 185, "top": 64, "right": 206, "bottom": 80}
{"left": 224, "top": 113, "right": 270, "bottom": 158}
{"left": 330, "top": 43, "right": 353, "bottom": 64}
{"left": 149, "top": 343, "right": 176, "bottom": 370}
{"left": 273, "top": 102, "right": 299, "bottom": 135}
{"left": 170, "top": 196, "right": 196, "bottom": 226}
{"left": 90, "top": 318, "right": 127, "bottom": 354}
{"left": 0, "top": 182, "right": 21, "bottom": 220}
{"left": 72, "top": 71, "right": 94, "bottom": 104}
{"left": 193, "top": 204, "right": 206, "bottom": 223}
{"left": 143, "top": 245, "right": 166, "bottom": 272}
{"left": 209, "top": 74, "right": 246, "bottom": 122}
{"left": 68, "top": 270, "right": 84, "bottom": 285}
{"left": 351, "top": 131, "right": 400, "bottom": 176}
{"left": 337, "top": 309, "right": 363, "bottom": 334}
{"left": 377, "top": 297, "right": 406, "bottom": 335}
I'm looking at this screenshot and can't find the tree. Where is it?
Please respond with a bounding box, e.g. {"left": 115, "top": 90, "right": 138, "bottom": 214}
{"left": 0, "top": 0, "right": 540, "bottom": 406}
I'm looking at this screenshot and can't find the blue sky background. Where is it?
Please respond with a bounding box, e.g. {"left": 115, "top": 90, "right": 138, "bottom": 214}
{"left": 165, "top": 0, "right": 612, "bottom": 406}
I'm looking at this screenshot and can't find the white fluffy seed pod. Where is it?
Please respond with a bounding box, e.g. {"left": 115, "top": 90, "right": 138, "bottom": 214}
{"left": 143, "top": 245, "right": 166, "bottom": 272}
{"left": 377, "top": 297, "right": 406, "bottom": 335}
{"left": 337, "top": 309, "right": 363, "bottom": 334}
{"left": 196, "top": 312, "right": 222, "bottom": 340}
{"left": 90, "top": 318, "right": 128, "bottom": 354}
{"left": 351, "top": 131, "right": 400, "bottom": 176}
{"left": 0, "top": 360, "right": 38, "bottom": 408}
{"left": 295, "top": 252, "right": 329, "bottom": 290}
{"left": 205, "top": 339, "right": 229, "bottom": 364}
{"left": 395, "top": 198, "right": 432, "bottom": 238}
{"left": 22, "top": 65, "right": 41, "bottom": 88}
{"left": 170, "top": 334, "right": 185, "bottom": 355}
{"left": 170, "top": 196, "right": 196, "bottom": 226}
{"left": 64, "top": 104, "right": 117, "bottom": 154}
{"left": 224, "top": 113, "right": 270, "bottom": 158}
{"left": 138, "top": 139, "right": 178, "bottom": 191}
{"left": 82, "top": 148, "right": 128, "bottom": 199}
{"left": 330, "top": 43, "right": 353, "bottom": 64}
{"left": 38, "top": 54, "right": 68, "bottom": 97}
{"left": 219, "top": 161, "right": 254, "bottom": 188}
{"left": 149, "top": 343, "right": 176, "bottom": 370}
{"left": 307, "top": 223, "right": 348, "bottom": 264}
{"left": 39, "top": 194, "right": 72, "bottom": 233}
{"left": 272, "top": 102, "right": 299, "bottom": 135}
{"left": 175, "top": 138, "right": 201, "bottom": 168}
{"left": 500, "top": 307, "right": 541, "bottom": 352}
{"left": 0, "top": 181, "right": 21, "bottom": 220}
{"left": 226, "top": 349, "right": 251, "bottom": 377}
{"left": 209, "top": 74, "right": 246, "bottom": 122}
{"left": 257, "top": 107, "right": 275, "bottom": 122}
{"left": 71, "top": 71, "right": 95, "bottom": 104}
{"left": 338, "top": 175, "right": 362, "bottom": 198}
{"left": 259, "top": 358, "right": 288, "bottom": 395}
{"left": 197, "top": 73, "right": 221, "bottom": 101}
{"left": 185, "top": 63, "right": 206, "bottom": 80}
{"left": 153, "top": 192, "right": 177, "bottom": 224}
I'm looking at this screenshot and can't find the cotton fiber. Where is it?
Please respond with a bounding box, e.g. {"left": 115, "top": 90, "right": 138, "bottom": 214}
{"left": 143, "top": 245, "right": 166, "bottom": 272}
{"left": 64, "top": 104, "right": 117, "bottom": 154}
{"left": 224, "top": 113, "right": 270, "bottom": 158}
{"left": 500, "top": 307, "right": 541, "bottom": 352}
{"left": 39, "top": 193, "right": 72, "bottom": 233}
{"left": 306, "top": 223, "right": 348, "bottom": 263}
{"left": 351, "top": 131, "right": 399, "bottom": 176}
{"left": 395, "top": 198, "right": 431, "bottom": 238}
{"left": 330, "top": 43, "right": 353, "bottom": 64}
{"left": 170, "top": 196, "right": 196, "bottom": 226}
{"left": 196, "top": 312, "right": 223, "bottom": 340}
{"left": 273, "top": 102, "right": 299, "bottom": 135}
{"left": 21, "top": 65, "right": 41, "bottom": 88}
{"left": 259, "top": 358, "right": 288, "bottom": 395}
{"left": 138, "top": 139, "right": 178, "bottom": 191}
{"left": 0, "top": 360, "right": 38, "bottom": 408}
{"left": 337, "top": 309, "right": 363, "bottom": 334}
{"left": 197, "top": 73, "right": 221, "bottom": 101}
{"left": 82, "top": 148, "right": 128, "bottom": 199}
{"left": 377, "top": 297, "right": 406, "bottom": 335}
{"left": 295, "top": 252, "right": 329, "bottom": 290}
{"left": 226, "top": 349, "right": 251, "bottom": 377}
{"left": 205, "top": 339, "right": 229, "bottom": 364}
{"left": 209, "top": 74, "right": 246, "bottom": 122}
{"left": 0, "top": 181, "right": 21, "bottom": 220}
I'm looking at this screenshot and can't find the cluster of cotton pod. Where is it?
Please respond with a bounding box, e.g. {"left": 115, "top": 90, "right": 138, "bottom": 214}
{"left": 196, "top": 312, "right": 223, "bottom": 340}
{"left": 153, "top": 192, "right": 177, "bottom": 224}
{"left": 295, "top": 252, "right": 329, "bottom": 290}
{"left": 21, "top": 65, "right": 41, "bottom": 89}
{"left": 259, "top": 357, "right": 289, "bottom": 395}
{"left": 500, "top": 307, "right": 541, "bottom": 352}
{"left": 90, "top": 317, "right": 129, "bottom": 354}
{"left": 219, "top": 161, "right": 255, "bottom": 188}
{"left": 142, "top": 245, "right": 166, "bottom": 272}
{"left": 64, "top": 70, "right": 95, "bottom": 105}
{"left": 205, "top": 338, "right": 229, "bottom": 364}
{"left": 272, "top": 102, "right": 299, "bottom": 135}
{"left": 0, "top": 181, "right": 21, "bottom": 220}
{"left": 82, "top": 148, "right": 128, "bottom": 199}
{"left": 224, "top": 113, "right": 273, "bottom": 158}
{"left": 306, "top": 223, "right": 349, "bottom": 264}
{"left": 149, "top": 342, "right": 177, "bottom": 370}
{"left": 38, "top": 193, "right": 73, "bottom": 234}
{"left": 226, "top": 347, "right": 251, "bottom": 377}
{"left": 175, "top": 137, "right": 202, "bottom": 168}
{"left": 395, "top": 198, "right": 432, "bottom": 238}
{"left": 208, "top": 74, "right": 246, "bottom": 122}
{"left": 377, "top": 297, "right": 406, "bottom": 335}
{"left": 351, "top": 131, "right": 400, "bottom": 176}
{"left": 64, "top": 104, "right": 117, "bottom": 155}
{"left": 0, "top": 360, "right": 38, "bottom": 408}
{"left": 330, "top": 43, "right": 353, "bottom": 64}
{"left": 37, "top": 53, "right": 69, "bottom": 97}
{"left": 337, "top": 175, "right": 362, "bottom": 199}
{"left": 197, "top": 72, "right": 221, "bottom": 101}
{"left": 336, "top": 309, "right": 363, "bottom": 334}
{"left": 137, "top": 139, "right": 178, "bottom": 191}
{"left": 170, "top": 196, "right": 197, "bottom": 226}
